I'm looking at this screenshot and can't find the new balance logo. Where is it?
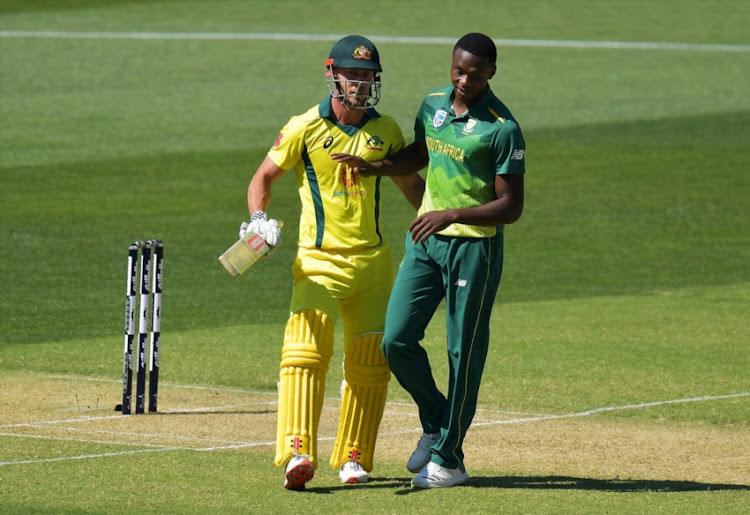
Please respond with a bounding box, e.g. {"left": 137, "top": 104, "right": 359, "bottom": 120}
{"left": 511, "top": 149, "right": 525, "bottom": 160}
{"left": 455, "top": 279, "right": 467, "bottom": 287}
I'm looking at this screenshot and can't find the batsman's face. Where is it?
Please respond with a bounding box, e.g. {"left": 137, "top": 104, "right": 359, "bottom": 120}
{"left": 334, "top": 67, "right": 376, "bottom": 107}
{"left": 450, "top": 49, "right": 496, "bottom": 107}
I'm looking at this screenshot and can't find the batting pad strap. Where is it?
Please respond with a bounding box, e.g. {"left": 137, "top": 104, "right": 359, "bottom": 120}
{"left": 275, "top": 310, "right": 334, "bottom": 469}
{"left": 330, "top": 333, "right": 390, "bottom": 471}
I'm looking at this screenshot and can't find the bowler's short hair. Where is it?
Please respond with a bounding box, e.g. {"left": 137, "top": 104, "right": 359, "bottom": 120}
{"left": 454, "top": 33, "right": 497, "bottom": 66}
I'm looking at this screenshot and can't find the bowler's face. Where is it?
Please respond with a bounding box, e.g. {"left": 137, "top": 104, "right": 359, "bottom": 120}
{"left": 450, "top": 49, "right": 496, "bottom": 108}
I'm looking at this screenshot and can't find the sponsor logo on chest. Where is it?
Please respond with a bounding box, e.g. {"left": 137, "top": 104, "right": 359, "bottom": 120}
{"left": 433, "top": 109, "right": 448, "bottom": 128}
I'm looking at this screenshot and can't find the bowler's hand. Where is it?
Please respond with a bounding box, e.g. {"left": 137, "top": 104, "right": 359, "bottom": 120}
{"left": 330, "top": 153, "right": 375, "bottom": 176}
{"left": 409, "top": 210, "right": 456, "bottom": 243}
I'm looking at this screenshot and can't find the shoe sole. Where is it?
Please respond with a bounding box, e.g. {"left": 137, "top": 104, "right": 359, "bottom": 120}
{"left": 411, "top": 472, "right": 469, "bottom": 489}
{"left": 340, "top": 468, "right": 369, "bottom": 484}
{"left": 284, "top": 460, "right": 315, "bottom": 491}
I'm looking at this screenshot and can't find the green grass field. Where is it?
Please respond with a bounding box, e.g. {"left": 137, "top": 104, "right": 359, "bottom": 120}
{"left": 1, "top": 1, "right": 749, "bottom": 513}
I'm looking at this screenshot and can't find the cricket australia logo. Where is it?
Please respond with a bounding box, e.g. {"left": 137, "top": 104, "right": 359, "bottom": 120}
{"left": 353, "top": 46, "right": 373, "bottom": 61}
{"left": 462, "top": 118, "right": 477, "bottom": 135}
{"left": 366, "top": 135, "right": 384, "bottom": 151}
{"left": 433, "top": 109, "right": 448, "bottom": 128}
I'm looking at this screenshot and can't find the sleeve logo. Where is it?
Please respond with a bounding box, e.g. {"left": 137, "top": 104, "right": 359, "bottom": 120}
{"left": 510, "top": 149, "right": 525, "bottom": 160}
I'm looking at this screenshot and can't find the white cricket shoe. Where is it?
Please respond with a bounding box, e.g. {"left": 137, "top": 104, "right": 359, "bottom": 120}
{"left": 284, "top": 455, "right": 314, "bottom": 491}
{"left": 339, "top": 461, "right": 369, "bottom": 484}
{"left": 406, "top": 432, "right": 440, "bottom": 472}
{"left": 411, "top": 461, "right": 469, "bottom": 488}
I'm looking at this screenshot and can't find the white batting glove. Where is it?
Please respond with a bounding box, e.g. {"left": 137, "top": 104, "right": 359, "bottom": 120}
{"left": 243, "top": 211, "right": 282, "bottom": 247}
{"left": 238, "top": 221, "right": 250, "bottom": 239}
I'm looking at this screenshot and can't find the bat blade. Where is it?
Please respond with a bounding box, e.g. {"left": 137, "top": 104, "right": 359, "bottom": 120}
{"left": 218, "top": 232, "right": 269, "bottom": 277}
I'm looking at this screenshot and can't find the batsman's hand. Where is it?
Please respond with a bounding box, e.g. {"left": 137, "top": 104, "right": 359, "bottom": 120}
{"left": 239, "top": 211, "right": 282, "bottom": 247}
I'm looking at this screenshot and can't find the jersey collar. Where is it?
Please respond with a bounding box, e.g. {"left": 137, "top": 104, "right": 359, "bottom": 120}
{"left": 446, "top": 85, "right": 494, "bottom": 118}
{"left": 319, "top": 95, "right": 381, "bottom": 135}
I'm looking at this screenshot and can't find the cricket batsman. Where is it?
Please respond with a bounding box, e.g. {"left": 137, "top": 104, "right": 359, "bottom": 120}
{"left": 238, "top": 35, "right": 424, "bottom": 490}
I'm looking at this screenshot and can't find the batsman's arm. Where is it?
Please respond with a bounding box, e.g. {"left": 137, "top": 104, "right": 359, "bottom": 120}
{"left": 331, "top": 141, "right": 429, "bottom": 178}
{"left": 247, "top": 156, "right": 288, "bottom": 214}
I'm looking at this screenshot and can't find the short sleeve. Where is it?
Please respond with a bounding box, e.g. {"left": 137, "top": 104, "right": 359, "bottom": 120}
{"left": 493, "top": 120, "right": 525, "bottom": 175}
{"left": 267, "top": 115, "right": 307, "bottom": 171}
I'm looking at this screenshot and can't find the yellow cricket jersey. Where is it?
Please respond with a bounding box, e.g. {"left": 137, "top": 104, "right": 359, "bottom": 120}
{"left": 268, "top": 97, "right": 405, "bottom": 250}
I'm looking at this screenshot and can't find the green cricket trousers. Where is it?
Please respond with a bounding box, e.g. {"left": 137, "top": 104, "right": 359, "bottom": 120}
{"left": 381, "top": 231, "right": 504, "bottom": 469}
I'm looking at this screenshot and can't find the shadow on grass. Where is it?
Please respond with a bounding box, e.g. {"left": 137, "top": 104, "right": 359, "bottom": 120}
{"left": 306, "top": 477, "right": 412, "bottom": 494}
{"left": 409, "top": 476, "right": 749, "bottom": 495}
{"left": 307, "top": 476, "right": 749, "bottom": 495}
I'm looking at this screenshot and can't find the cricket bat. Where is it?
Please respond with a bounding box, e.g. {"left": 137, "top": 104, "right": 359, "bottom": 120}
{"left": 218, "top": 229, "right": 271, "bottom": 277}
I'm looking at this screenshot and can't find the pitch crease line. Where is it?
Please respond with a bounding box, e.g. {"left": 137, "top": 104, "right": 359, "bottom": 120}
{"left": 2, "top": 391, "right": 746, "bottom": 466}
{"left": 472, "top": 391, "right": 750, "bottom": 428}
{"left": 15, "top": 425, "right": 255, "bottom": 445}
{"left": 37, "top": 373, "right": 278, "bottom": 396}
{"left": 0, "top": 446, "right": 177, "bottom": 466}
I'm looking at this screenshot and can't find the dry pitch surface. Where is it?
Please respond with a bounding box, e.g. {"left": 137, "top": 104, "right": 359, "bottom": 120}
{"left": 2, "top": 374, "right": 748, "bottom": 489}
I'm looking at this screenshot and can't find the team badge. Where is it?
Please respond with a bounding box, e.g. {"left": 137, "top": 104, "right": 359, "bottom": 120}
{"left": 366, "top": 135, "right": 384, "bottom": 151}
{"left": 433, "top": 109, "right": 448, "bottom": 128}
{"left": 353, "top": 46, "right": 373, "bottom": 61}
{"left": 462, "top": 118, "right": 477, "bottom": 135}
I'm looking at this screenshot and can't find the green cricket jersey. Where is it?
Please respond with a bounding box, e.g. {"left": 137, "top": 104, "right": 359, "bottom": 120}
{"left": 415, "top": 85, "right": 525, "bottom": 238}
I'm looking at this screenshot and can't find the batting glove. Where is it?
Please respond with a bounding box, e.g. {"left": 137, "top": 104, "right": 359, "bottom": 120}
{"left": 241, "top": 211, "right": 282, "bottom": 247}
{"left": 238, "top": 221, "right": 250, "bottom": 239}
